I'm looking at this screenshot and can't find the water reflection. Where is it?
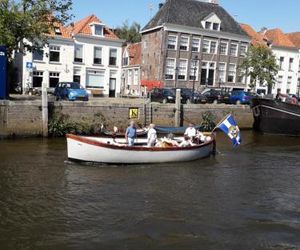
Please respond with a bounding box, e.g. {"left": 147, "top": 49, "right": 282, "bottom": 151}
{"left": 0, "top": 132, "right": 300, "bottom": 249}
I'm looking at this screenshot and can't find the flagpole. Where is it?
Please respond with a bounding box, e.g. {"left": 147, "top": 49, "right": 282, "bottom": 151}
{"left": 211, "top": 113, "right": 231, "bottom": 132}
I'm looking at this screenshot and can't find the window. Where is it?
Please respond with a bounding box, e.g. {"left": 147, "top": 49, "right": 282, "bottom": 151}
{"left": 165, "top": 58, "right": 175, "bottom": 80}
{"left": 202, "top": 40, "right": 209, "bottom": 53}
{"left": 73, "top": 68, "right": 81, "bottom": 84}
{"left": 167, "top": 35, "right": 177, "bottom": 50}
{"left": 218, "top": 63, "right": 226, "bottom": 83}
{"left": 230, "top": 43, "right": 238, "bottom": 56}
{"left": 213, "top": 23, "right": 220, "bottom": 31}
{"left": 49, "top": 72, "right": 60, "bottom": 88}
{"left": 94, "top": 24, "right": 103, "bottom": 36}
{"left": 200, "top": 62, "right": 215, "bottom": 86}
{"left": 177, "top": 60, "right": 188, "bottom": 80}
{"left": 240, "top": 44, "right": 248, "bottom": 57}
{"left": 33, "top": 49, "right": 44, "bottom": 61}
{"left": 189, "top": 60, "right": 199, "bottom": 81}
{"left": 210, "top": 41, "right": 217, "bottom": 54}
{"left": 287, "top": 76, "right": 292, "bottom": 85}
{"left": 202, "top": 40, "right": 217, "bottom": 54}
{"left": 205, "top": 22, "right": 212, "bottom": 29}
{"left": 287, "top": 89, "right": 290, "bottom": 94}
{"left": 220, "top": 42, "right": 228, "bottom": 55}
{"left": 86, "top": 70, "right": 105, "bottom": 88}
{"left": 289, "top": 58, "right": 294, "bottom": 71}
{"left": 49, "top": 45, "right": 60, "bottom": 62}
{"left": 123, "top": 57, "right": 129, "bottom": 66}
{"left": 54, "top": 27, "right": 62, "bottom": 35}
{"left": 298, "top": 60, "right": 300, "bottom": 73}
{"left": 180, "top": 36, "right": 189, "bottom": 51}
{"left": 109, "top": 49, "right": 117, "bottom": 66}
{"left": 277, "top": 75, "right": 283, "bottom": 85}
{"left": 74, "top": 44, "right": 83, "bottom": 63}
{"left": 279, "top": 57, "right": 284, "bottom": 70}
{"left": 32, "top": 71, "right": 43, "bottom": 88}
{"left": 192, "top": 37, "right": 201, "bottom": 52}
{"left": 94, "top": 47, "right": 102, "bottom": 65}
{"left": 227, "top": 64, "right": 236, "bottom": 83}
{"left": 134, "top": 69, "right": 139, "bottom": 85}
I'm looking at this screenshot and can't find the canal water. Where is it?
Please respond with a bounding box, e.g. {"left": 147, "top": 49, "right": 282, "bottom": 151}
{"left": 0, "top": 131, "right": 300, "bottom": 249}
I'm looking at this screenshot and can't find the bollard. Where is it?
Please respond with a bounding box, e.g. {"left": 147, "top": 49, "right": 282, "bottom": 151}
{"left": 42, "top": 87, "right": 48, "bottom": 137}
{"left": 175, "top": 89, "right": 181, "bottom": 127}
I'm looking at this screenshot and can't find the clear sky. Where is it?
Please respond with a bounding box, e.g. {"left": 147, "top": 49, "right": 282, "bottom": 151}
{"left": 72, "top": 0, "right": 300, "bottom": 33}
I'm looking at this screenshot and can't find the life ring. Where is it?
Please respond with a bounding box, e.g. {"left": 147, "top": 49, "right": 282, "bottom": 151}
{"left": 253, "top": 106, "right": 260, "bottom": 117}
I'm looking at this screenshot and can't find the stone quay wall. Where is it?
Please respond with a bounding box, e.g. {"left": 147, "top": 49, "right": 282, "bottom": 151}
{"left": 0, "top": 99, "right": 253, "bottom": 138}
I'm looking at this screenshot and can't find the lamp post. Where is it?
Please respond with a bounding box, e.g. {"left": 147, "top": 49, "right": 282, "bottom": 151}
{"left": 192, "top": 55, "right": 199, "bottom": 103}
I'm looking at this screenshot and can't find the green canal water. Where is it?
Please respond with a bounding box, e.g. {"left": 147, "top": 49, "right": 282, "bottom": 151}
{"left": 0, "top": 131, "right": 300, "bottom": 249}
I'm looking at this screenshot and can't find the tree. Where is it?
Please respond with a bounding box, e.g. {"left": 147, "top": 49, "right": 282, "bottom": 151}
{"left": 239, "top": 45, "right": 279, "bottom": 94}
{"left": 0, "top": 0, "right": 73, "bottom": 60}
{"left": 115, "top": 20, "right": 142, "bottom": 44}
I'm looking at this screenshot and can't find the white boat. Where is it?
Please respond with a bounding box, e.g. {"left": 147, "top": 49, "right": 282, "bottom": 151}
{"left": 66, "top": 134, "right": 216, "bottom": 164}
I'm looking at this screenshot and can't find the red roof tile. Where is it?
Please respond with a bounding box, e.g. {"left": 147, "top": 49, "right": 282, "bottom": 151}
{"left": 70, "top": 14, "right": 119, "bottom": 40}
{"left": 286, "top": 32, "right": 300, "bottom": 47}
{"left": 240, "top": 23, "right": 268, "bottom": 47}
{"left": 265, "top": 28, "right": 295, "bottom": 48}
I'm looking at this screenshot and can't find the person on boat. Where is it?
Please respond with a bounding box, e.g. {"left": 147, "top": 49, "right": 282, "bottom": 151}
{"left": 179, "top": 135, "right": 193, "bottom": 147}
{"left": 290, "top": 95, "right": 299, "bottom": 105}
{"left": 184, "top": 123, "right": 196, "bottom": 140}
{"left": 275, "top": 89, "right": 288, "bottom": 101}
{"left": 147, "top": 123, "right": 157, "bottom": 147}
{"left": 125, "top": 121, "right": 137, "bottom": 146}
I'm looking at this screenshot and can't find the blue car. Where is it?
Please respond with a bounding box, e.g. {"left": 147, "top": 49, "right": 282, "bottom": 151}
{"left": 229, "top": 90, "right": 253, "bottom": 105}
{"left": 54, "top": 82, "right": 89, "bottom": 101}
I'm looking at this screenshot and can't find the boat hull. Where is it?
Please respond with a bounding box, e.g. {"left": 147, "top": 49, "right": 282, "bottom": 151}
{"left": 66, "top": 135, "right": 215, "bottom": 164}
{"left": 251, "top": 98, "right": 300, "bottom": 136}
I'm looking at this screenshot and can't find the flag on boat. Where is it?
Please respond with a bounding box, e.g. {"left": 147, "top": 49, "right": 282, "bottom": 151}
{"left": 217, "top": 114, "right": 241, "bottom": 147}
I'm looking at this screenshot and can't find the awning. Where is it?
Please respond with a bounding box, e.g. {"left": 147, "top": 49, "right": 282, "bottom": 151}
{"left": 141, "top": 80, "right": 164, "bottom": 90}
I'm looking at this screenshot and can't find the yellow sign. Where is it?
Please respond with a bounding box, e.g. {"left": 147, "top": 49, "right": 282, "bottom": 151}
{"left": 129, "top": 108, "right": 139, "bottom": 119}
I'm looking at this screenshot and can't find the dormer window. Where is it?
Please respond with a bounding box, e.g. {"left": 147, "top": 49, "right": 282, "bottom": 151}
{"left": 202, "top": 13, "right": 221, "bottom": 31}
{"left": 90, "top": 22, "right": 105, "bottom": 37}
{"left": 54, "top": 27, "right": 62, "bottom": 35}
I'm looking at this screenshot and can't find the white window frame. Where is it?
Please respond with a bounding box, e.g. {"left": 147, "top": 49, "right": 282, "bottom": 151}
{"left": 167, "top": 35, "right": 177, "bottom": 50}
{"left": 74, "top": 44, "right": 83, "bottom": 63}
{"left": 229, "top": 43, "right": 238, "bottom": 57}
{"left": 289, "top": 58, "right": 294, "bottom": 71}
{"left": 191, "top": 37, "right": 201, "bottom": 52}
{"left": 210, "top": 41, "right": 218, "bottom": 54}
{"left": 220, "top": 42, "right": 228, "bottom": 55}
{"left": 240, "top": 44, "right": 248, "bottom": 57}
{"left": 94, "top": 46, "right": 102, "bottom": 65}
{"left": 179, "top": 36, "right": 189, "bottom": 51}
{"left": 177, "top": 59, "right": 188, "bottom": 81}
{"left": 227, "top": 63, "right": 236, "bottom": 83}
{"left": 189, "top": 60, "right": 199, "bottom": 81}
{"left": 218, "top": 62, "right": 226, "bottom": 83}
{"left": 49, "top": 45, "right": 60, "bottom": 63}
{"left": 165, "top": 58, "right": 176, "bottom": 80}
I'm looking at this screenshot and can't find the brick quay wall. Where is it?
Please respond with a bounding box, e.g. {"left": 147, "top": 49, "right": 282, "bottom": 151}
{"left": 0, "top": 99, "right": 253, "bottom": 138}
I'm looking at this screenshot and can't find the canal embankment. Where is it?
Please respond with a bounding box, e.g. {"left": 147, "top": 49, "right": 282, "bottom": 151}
{"left": 0, "top": 98, "right": 253, "bottom": 138}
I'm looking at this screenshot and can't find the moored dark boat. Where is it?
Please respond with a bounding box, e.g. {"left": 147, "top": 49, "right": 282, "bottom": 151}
{"left": 251, "top": 98, "right": 300, "bottom": 136}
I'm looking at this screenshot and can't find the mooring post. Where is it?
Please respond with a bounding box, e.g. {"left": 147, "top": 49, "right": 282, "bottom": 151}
{"left": 175, "top": 88, "right": 181, "bottom": 127}
{"left": 42, "top": 86, "right": 48, "bottom": 137}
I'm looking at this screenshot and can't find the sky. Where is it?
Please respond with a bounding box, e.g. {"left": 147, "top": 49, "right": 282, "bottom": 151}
{"left": 72, "top": 0, "right": 300, "bottom": 33}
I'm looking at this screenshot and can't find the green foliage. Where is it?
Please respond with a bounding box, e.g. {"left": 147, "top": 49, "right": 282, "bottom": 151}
{"left": 0, "top": 0, "right": 73, "bottom": 60}
{"left": 239, "top": 45, "right": 279, "bottom": 94}
{"left": 48, "top": 115, "right": 101, "bottom": 137}
{"left": 200, "top": 111, "right": 216, "bottom": 132}
{"left": 115, "top": 20, "right": 141, "bottom": 43}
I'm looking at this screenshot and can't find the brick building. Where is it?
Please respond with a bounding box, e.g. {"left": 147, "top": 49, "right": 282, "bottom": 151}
{"left": 140, "top": 0, "right": 251, "bottom": 91}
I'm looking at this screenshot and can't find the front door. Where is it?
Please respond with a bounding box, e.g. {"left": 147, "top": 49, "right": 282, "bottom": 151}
{"left": 109, "top": 78, "right": 116, "bottom": 97}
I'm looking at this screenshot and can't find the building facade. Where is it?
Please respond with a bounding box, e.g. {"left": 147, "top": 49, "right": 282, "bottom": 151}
{"left": 16, "top": 15, "right": 124, "bottom": 97}
{"left": 140, "top": 0, "right": 251, "bottom": 92}
{"left": 241, "top": 25, "right": 300, "bottom": 95}
{"left": 121, "top": 43, "right": 142, "bottom": 96}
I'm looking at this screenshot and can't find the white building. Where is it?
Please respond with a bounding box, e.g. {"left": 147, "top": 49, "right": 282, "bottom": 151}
{"left": 16, "top": 15, "right": 124, "bottom": 97}
{"left": 241, "top": 25, "right": 300, "bottom": 95}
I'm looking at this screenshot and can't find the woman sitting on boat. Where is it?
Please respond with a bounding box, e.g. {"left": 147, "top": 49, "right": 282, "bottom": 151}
{"left": 147, "top": 123, "right": 157, "bottom": 147}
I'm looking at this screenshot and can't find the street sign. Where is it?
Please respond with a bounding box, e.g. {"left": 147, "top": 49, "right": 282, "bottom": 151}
{"left": 129, "top": 108, "right": 139, "bottom": 119}
{"left": 26, "top": 62, "right": 33, "bottom": 69}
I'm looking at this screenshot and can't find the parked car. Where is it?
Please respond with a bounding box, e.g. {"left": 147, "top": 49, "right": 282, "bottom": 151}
{"left": 229, "top": 90, "right": 254, "bottom": 104}
{"left": 174, "top": 88, "right": 207, "bottom": 104}
{"left": 201, "top": 88, "right": 231, "bottom": 104}
{"left": 54, "top": 82, "right": 89, "bottom": 101}
{"left": 149, "top": 88, "right": 176, "bottom": 103}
